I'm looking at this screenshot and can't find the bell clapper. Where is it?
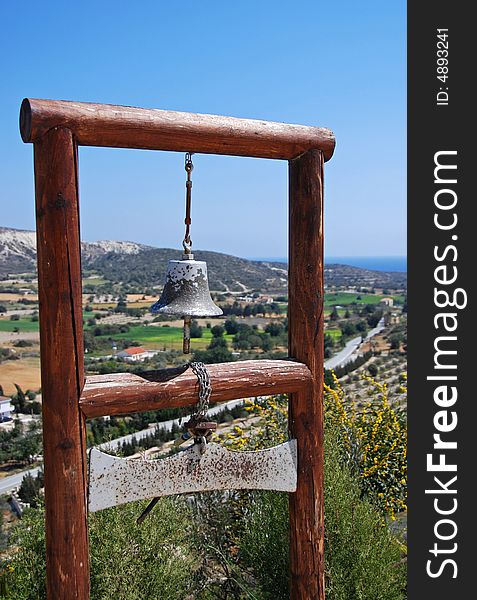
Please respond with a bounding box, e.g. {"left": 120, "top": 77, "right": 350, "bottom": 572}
{"left": 183, "top": 316, "right": 191, "bottom": 354}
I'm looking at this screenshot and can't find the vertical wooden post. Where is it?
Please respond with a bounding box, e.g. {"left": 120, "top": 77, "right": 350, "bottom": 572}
{"left": 288, "top": 149, "right": 325, "bottom": 599}
{"left": 34, "top": 127, "right": 89, "bottom": 599}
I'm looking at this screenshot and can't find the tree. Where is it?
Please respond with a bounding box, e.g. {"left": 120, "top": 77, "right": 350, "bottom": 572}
{"left": 248, "top": 334, "right": 263, "bottom": 349}
{"left": 367, "top": 310, "right": 383, "bottom": 328}
{"left": 233, "top": 337, "right": 251, "bottom": 351}
{"left": 340, "top": 322, "right": 356, "bottom": 337}
{"left": 224, "top": 319, "right": 239, "bottom": 335}
{"left": 265, "top": 322, "right": 284, "bottom": 337}
{"left": 193, "top": 327, "right": 234, "bottom": 364}
{"left": 255, "top": 303, "right": 266, "bottom": 317}
{"left": 260, "top": 334, "right": 273, "bottom": 352}
{"left": 114, "top": 297, "right": 127, "bottom": 313}
{"left": 11, "top": 384, "right": 27, "bottom": 413}
{"left": 389, "top": 333, "right": 403, "bottom": 350}
{"left": 189, "top": 320, "right": 203, "bottom": 338}
{"left": 211, "top": 325, "right": 225, "bottom": 337}
{"left": 12, "top": 424, "right": 42, "bottom": 464}
{"left": 208, "top": 336, "right": 228, "bottom": 350}
{"left": 18, "top": 473, "right": 40, "bottom": 507}
{"left": 368, "top": 363, "right": 378, "bottom": 377}
{"left": 330, "top": 306, "right": 339, "bottom": 321}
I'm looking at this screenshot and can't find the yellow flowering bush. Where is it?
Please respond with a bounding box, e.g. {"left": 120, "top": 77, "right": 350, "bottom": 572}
{"left": 224, "top": 373, "right": 407, "bottom": 521}
{"left": 219, "top": 389, "right": 407, "bottom": 598}
{"left": 325, "top": 373, "right": 407, "bottom": 519}
{"left": 219, "top": 396, "right": 288, "bottom": 451}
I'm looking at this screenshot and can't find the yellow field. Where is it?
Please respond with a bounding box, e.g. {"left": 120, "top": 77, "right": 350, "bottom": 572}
{"left": 0, "top": 292, "right": 39, "bottom": 302}
{"left": 127, "top": 294, "right": 157, "bottom": 303}
{"left": 0, "top": 357, "right": 41, "bottom": 395}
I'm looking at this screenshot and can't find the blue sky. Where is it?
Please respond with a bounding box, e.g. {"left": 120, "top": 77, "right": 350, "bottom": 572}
{"left": 0, "top": 1, "right": 406, "bottom": 259}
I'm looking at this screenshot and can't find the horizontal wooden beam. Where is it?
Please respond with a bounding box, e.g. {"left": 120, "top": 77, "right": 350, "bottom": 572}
{"left": 20, "top": 98, "right": 335, "bottom": 161}
{"left": 79, "top": 360, "right": 312, "bottom": 418}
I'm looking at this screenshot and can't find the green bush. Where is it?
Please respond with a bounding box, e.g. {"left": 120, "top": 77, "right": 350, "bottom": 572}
{"left": 233, "top": 425, "right": 406, "bottom": 600}
{"left": 5, "top": 499, "right": 199, "bottom": 599}
{"left": 239, "top": 491, "right": 289, "bottom": 598}
{"left": 323, "top": 426, "right": 406, "bottom": 600}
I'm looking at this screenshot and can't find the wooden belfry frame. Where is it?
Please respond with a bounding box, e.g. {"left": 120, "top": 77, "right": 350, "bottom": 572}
{"left": 20, "top": 98, "right": 335, "bottom": 600}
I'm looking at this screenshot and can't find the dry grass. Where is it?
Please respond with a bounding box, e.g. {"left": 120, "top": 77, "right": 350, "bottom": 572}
{"left": 0, "top": 292, "right": 39, "bottom": 302}
{"left": 0, "top": 356, "right": 41, "bottom": 395}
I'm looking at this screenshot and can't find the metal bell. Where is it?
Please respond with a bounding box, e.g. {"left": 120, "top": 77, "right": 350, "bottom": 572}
{"left": 151, "top": 253, "right": 222, "bottom": 353}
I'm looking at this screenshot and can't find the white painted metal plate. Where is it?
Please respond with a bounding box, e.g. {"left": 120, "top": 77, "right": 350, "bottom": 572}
{"left": 88, "top": 440, "right": 297, "bottom": 512}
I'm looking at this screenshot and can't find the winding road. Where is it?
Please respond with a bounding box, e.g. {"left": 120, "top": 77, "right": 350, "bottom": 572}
{"left": 324, "top": 318, "right": 385, "bottom": 370}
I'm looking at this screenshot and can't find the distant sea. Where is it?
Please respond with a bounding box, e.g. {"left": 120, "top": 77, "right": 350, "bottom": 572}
{"left": 250, "top": 256, "right": 407, "bottom": 273}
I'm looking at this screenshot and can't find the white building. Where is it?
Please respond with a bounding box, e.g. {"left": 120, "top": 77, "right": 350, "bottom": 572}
{"left": 115, "top": 346, "right": 150, "bottom": 363}
{"left": 0, "top": 396, "right": 14, "bottom": 421}
{"left": 380, "top": 297, "right": 394, "bottom": 307}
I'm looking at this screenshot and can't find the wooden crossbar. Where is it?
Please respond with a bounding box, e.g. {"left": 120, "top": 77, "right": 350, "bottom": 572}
{"left": 20, "top": 98, "right": 336, "bottom": 161}
{"left": 79, "top": 359, "right": 312, "bottom": 418}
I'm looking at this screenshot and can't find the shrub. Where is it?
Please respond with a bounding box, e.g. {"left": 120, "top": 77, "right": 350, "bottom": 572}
{"left": 13, "top": 340, "right": 32, "bottom": 348}
{"left": 368, "top": 363, "right": 378, "bottom": 377}
{"left": 5, "top": 499, "right": 199, "bottom": 599}
{"left": 234, "top": 427, "right": 406, "bottom": 600}
{"left": 222, "top": 395, "right": 406, "bottom": 599}
{"left": 324, "top": 375, "right": 407, "bottom": 519}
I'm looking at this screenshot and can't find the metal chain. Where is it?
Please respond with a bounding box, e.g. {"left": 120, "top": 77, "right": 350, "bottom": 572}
{"left": 137, "top": 361, "right": 212, "bottom": 523}
{"left": 183, "top": 152, "right": 193, "bottom": 254}
{"left": 188, "top": 361, "right": 212, "bottom": 422}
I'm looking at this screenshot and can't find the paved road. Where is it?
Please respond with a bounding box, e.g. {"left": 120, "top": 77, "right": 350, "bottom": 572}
{"left": 324, "top": 318, "right": 385, "bottom": 370}
{"left": 0, "top": 466, "right": 41, "bottom": 496}
{"left": 98, "top": 398, "right": 246, "bottom": 451}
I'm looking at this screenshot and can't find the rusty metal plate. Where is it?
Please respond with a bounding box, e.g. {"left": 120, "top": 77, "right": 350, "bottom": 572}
{"left": 88, "top": 440, "right": 297, "bottom": 512}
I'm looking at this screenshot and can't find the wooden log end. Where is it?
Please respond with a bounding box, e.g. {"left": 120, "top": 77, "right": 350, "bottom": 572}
{"left": 20, "top": 98, "right": 32, "bottom": 143}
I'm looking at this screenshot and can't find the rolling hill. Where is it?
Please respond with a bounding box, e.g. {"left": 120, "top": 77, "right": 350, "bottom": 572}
{"left": 0, "top": 226, "right": 407, "bottom": 292}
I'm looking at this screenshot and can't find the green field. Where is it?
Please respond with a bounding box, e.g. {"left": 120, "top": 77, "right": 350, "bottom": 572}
{"left": 83, "top": 276, "right": 108, "bottom": 286}
{"left": 325, "top": 328, "right": 342, "bottom": 339}
{"left": 324, "top": 308, "right": 348, "bottom": 317}
{"left": 324, "top": 292, "right": 404, "bottom": 307}
{"left": 0, "top": 318, "right": 39, "bottom": 332}
{"left": 90, "top": 324, "right": 235, "bottom": 351}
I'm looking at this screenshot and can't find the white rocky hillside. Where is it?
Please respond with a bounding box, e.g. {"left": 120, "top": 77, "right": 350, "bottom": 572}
{"left": 0, "top": 226, "right": 149, "bottom": 276}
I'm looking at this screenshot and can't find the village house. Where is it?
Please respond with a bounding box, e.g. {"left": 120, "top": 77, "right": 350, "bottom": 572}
{"left": 115, "top": 346, "right": 150, "bottom": 363}
{"left": 380, "top": 297, "right": 394, "bottom": 307}
{"left": 0, "top": 395, "right": 14, "bottom": 421}
{"left": 257, "top": 295, "right": 274, "bottom": 304}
